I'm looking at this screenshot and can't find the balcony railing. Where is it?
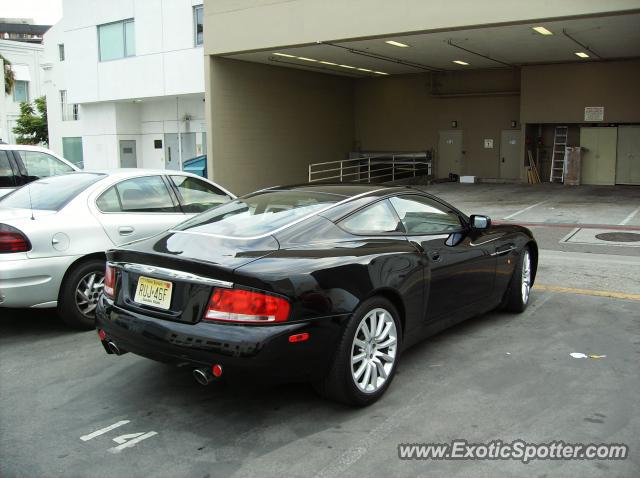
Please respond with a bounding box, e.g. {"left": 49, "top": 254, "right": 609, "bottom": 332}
{"left": 61, "top": 103, "right": 79, "bottom": 121}
{"left": 308, "top": 152, "right": 432, "bottom": 183}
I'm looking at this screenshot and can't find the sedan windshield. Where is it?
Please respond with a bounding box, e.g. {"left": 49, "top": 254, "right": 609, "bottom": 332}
{"left": 175, "top": 190, "right": 342, "bottom": 237}
{"left": 0, "top": 173, "right": 105, "bottom": 211}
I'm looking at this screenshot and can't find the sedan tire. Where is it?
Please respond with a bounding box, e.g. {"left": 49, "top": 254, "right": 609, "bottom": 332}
{"left": 314, "top": 296, "right": 401, "bottom": 406}
{"left": 58, "top": 259, "right": 105, "bottom": 330}
{"left": 503, "top": 246, "right": 532, "bottom": 313}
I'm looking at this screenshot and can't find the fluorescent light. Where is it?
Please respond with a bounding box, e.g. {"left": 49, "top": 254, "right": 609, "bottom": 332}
{"left": 297, "top": 56, "right": 317, "bottom": 62}
{"left": 452, "top": 60, "right": 469, "bottom": 65}
{"left": 374, "top": 71, "right": 389, "bottom": 75}
{"left": 575, "top": 52, "right": 589, "bottom": 58}
{"left": 532, "top": 26, "right": 553, "bottom": 35}
{"left": 385, "top": 40, "right": 409, "bottom": 48}
{"left": 338, "top": 64, "right": 356, "bottom": 69}
{"left": 319, "top": 61, "right": 338, "bottom": 66}
{"left": 357, "top": 68, "right": 373, "bottom": 72}
{"left": 272, "top": 52, "right": 295, "bottom": 58}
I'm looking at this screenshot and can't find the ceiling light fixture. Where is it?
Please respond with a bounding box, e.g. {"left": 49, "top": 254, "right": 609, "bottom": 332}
{"left": 452, "top": 60, "right": 469, "bottom": 65}
{"left": 357, "top": 68, "right": 373, "bottom": 72}
{"left": 385, "top": 40, "right": 409, "bottom": 48}
{"left": 374, "top": 71, "right": 389, "bottom": 75}
{"left": 297, "top": 57, "right": 317, "bottom": 62}
{"left": 338, "top": 64, "right": 356, "bottom": 69}
{"left": 575, "top": 52, "right": 589, "bottom": 58}
{"left": 532, "top": 26, "right": 553, "bottom": 35}
{"left": 319, "top": 60, "right": 338, "bottom": 66}
{"left": 272, "top": 52, "right": 295, "bottom": 58}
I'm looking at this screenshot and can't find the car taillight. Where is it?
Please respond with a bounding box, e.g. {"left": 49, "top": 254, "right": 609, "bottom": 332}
{"left": 0, "top": 224, "right": 31, "bottom": 253}
{"left": 104, "top": 264, "right": 116, "bottom": 299}
{"left": 204, "top": 288, "right": 290, "bottom": 324}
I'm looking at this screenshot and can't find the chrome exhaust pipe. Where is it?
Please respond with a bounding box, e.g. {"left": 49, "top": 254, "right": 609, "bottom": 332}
{"left": 193, "top": 367, "right": 214, "bottom": 386}
{"left": 107, "top": 341, "right": 122, "bottom": 355}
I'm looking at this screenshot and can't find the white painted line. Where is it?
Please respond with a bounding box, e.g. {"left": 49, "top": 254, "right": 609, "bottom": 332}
{"left": 108, "top": 431, "right": 158, "bottom": 453}
{"left": 620, "top": 207, "right": 640, "bottom": 226}
{"left": 113, "top": 432, "right": 145, "bottom": 445}
{"left": 502, "top": 200, "right": 550, "bottom": 220}
{"left": 80, "top": 420, "right": 130, "bottom": 441}
{"left": 559, "top": 227, "right": 580, "bottom": 244}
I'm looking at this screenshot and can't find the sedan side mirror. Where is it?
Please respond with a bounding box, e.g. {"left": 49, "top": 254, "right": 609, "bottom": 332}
{"left": 470, "top": 214, "right": 491, "bottom": 230}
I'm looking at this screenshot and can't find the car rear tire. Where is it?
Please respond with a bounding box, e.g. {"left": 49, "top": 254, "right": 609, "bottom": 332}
{"left": 58, "top": 259, "right": 105, "bottom": 330}
{"left": 314, "top": 296, "right": 401, "bottom": 406}
{"left": 503, "top": 246, "right": 532, "bottom": 313}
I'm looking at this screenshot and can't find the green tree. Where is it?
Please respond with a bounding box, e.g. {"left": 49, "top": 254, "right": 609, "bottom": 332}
{"left": 13, "top": 96, "right": 49, "bottom": 145}
{"left": 0, "top": 53, "right": 15, "bottom": 95}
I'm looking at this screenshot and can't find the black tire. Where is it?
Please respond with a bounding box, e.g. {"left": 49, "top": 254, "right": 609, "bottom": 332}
{"left": 58, "top": 258, "right": 105, "bottom": 330}
{"left": 503, "top": 246, "right": 532, "bottom": 313}
{"left": 314, "top": 296, "right": 402, "bottom": 406}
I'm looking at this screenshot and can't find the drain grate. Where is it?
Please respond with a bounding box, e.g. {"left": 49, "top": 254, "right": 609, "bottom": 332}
{"left": 594, "top": 232, "right": 640, "bottom": 242}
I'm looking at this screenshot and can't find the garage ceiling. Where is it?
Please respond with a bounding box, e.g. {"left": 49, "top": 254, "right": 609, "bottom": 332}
{"left": 228, "top": 12, "right": 640, "bottom": 77}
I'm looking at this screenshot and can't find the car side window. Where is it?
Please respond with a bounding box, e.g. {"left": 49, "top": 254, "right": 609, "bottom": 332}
{"left": 340, "top": 199, "right": 401, "bottom": 234}
{"left": 96, "top": 176, "right": 178, "bottom": 213}
{"left": 19, "top": 151, "right": 74, "bottom": 178}
{"left": 170, "top": 175, "right": 230, "bottom": 213}
{"left": 0, "top": 151, "right": 16, "bottom": 187}
{"left": 389, "top": 195, "right": 462, "bottom": 234}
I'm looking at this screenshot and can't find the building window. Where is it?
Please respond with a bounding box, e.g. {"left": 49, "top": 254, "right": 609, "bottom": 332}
{"left": 59, "top": 43, "right": 65, "bottom": 61}
{"left": 60, "top": 90, "right": 79, "bottom": 121}
{"left": 62, "top": 137, "right": 84, "bottom": 169}
{"left": 13, "top": 80, "right": 29, "bottom": 103}
{"left": 194, "top": 5, "right": 203, "bottom": 46}
{"left": 98, "top": 19, "right": 135, "bottom": 61}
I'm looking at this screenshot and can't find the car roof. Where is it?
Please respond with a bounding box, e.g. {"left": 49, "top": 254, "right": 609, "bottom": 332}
{"left": 261, "top": 183, "right": 413, "bottom": 198}
{"left": 86, "top": 168, "right": 205, "bottom": 178}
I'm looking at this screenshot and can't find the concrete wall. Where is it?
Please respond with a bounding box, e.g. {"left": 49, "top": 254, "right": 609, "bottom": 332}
{"left": 521, "top": 59, "right": 640, "bottom": 124}
{"left": 207, "top": 57, "right": 354, "bottom": 194}
{"left": 204, "top": 0, "right": 640, "bottom": 55}
{"left": 354, "top": 70, "right": 521, "bottom": 178}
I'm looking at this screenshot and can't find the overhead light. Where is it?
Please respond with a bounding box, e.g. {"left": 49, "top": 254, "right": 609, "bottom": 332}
{"left": 297, "top": 56, "right": 317, "bottom": 62}
{"left": 532, "top": 26, "right": 553, "bottom": 36}
{"left": 338, "top": 64, "right": 356, "bottom": 69}
{"left": 273, "top": 52, "right": 295, "bottom": 58}
{"left": 374, "top": 71, "right": 389, "bottom": 75}
{"left": 452, "top": 60, "right": 469, "bottom": 65}
{"left": 319, "top": 60, "right": 338, "bottom": 66}
{"left": 357, "top": 68, "right": 373, "bottom": 72}
{"left": 385, "top": 40, "right": 409, "bottom": 48}
{"left": 133, "top": 99, "right": 142, "bottom": 103}
{"left": 575, "top": 52, "right": 589, "bottom": 58}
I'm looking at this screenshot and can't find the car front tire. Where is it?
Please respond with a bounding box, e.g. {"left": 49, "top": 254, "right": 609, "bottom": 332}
{"left": 314, "top": 296, "right": 401, "bottom": 406}
{"left": 58, "top": 259, "right": 105, "bottom": 330}
{"left": 503, "top": 246, "right": 532, "bottom": 313}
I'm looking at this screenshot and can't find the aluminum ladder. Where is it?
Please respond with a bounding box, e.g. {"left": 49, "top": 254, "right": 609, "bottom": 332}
{"left": 549, "top": 126, "right": 568, "bottom": 183}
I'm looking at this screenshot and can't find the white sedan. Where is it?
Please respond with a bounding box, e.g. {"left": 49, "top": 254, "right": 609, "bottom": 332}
{"left": 0, "top": 169, "right": 234, "bottom": 329}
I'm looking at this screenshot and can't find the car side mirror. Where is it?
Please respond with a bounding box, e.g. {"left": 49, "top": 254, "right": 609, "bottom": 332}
{"left": 470, "top": 215, "right": 491, "bottom": 230}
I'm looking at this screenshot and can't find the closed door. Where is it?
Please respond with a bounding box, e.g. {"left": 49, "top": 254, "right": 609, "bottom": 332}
{"left": 438, "top": 130, "right": 463, "bottom": 178}
{"left": 580, "top": 127, "right": 617, "bottom": 186}
{"left": 616, "top": 125, "right": 640, "bottom": 185}
{"left": 119, "top": 140, "right": 137, "bottom": 168}
{"left": 500, "top": 130, "right": 521, "bottom": 179}
{"left": 165, "top": 133, "right": 197, "bottom": 170}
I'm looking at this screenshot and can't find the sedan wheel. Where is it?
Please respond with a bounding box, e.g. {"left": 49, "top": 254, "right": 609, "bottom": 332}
{"left": 75, "top": 271, "right": 105, "bottom": 318}
{"left": 504, "top": 245, "right": 533, "bottom": 313}
{"left": 58, "top": 258, "right": 106, "bottom": 330}
{"left": 351, "top": 308, "right": 398, "bottom": 394}
{"left": 314, "top": 297, "right": 402, "bottom": 406}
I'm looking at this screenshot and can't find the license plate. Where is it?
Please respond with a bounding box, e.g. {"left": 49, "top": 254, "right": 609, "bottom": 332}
{"left": 134, "top": 276, "right": 173, "bottom": 310}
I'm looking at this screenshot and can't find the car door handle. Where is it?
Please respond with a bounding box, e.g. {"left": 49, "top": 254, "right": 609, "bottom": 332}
{"left": 119, "top": 226, "right": 135, "bottom": 236}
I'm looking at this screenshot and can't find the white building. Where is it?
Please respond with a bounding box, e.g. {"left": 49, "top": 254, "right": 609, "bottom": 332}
{"left": 0, "top": 38, "right": 46, "bottom": 143}
{"left": 43, "top": 0, "right": 206, "bottom": 170}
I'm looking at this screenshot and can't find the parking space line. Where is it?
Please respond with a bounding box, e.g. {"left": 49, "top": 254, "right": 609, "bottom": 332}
{"left": 534, "top": 284, "right": 640, "bottom": 301}
{"left": 620, "top": 207, "right": 640, "bottom": 226}
{"left": 108, "top": 431, "right": 158, "bottom": 454}
{"left": 502, "top": 200, "right": 550, "bottom": 220}
{"left": 80, "top": 420, "right": 130, "bottom": 441}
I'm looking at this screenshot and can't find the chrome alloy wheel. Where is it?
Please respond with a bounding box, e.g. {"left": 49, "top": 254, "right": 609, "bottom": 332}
{"left": 350, "top": 307, "right": 398, "bottom": 393}
{"left": 75, "top": 272, "right": 104, "bottom": 318}
{"left": 521, "top": 250, "right": 531, "bottom": 304}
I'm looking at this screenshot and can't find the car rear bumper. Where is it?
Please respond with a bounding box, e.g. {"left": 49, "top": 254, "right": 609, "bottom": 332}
{"left": 95, "top": 295, "right": 346, "bottom": 383}
{"left": 0, "top": 255, "right": 78, "bottom": 308}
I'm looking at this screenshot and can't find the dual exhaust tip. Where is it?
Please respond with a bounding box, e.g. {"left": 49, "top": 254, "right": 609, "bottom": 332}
{"left": 193, "top": 364, "right": 223, "bottom": 386}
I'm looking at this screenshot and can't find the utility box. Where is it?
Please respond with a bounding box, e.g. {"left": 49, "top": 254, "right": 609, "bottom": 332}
{"left": 564, "top": 147, "right": 582, "bottom": 186}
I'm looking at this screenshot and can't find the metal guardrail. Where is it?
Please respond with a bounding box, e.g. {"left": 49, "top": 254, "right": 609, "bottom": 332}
{"left": 308, "top": 153, "right": 432, "bottom": 183}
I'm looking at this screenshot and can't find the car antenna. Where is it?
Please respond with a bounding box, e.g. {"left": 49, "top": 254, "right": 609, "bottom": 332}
{"left": 28, "top": 184, "right": 35, "bottom": 220}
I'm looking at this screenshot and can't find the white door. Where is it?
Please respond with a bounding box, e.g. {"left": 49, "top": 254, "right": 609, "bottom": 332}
{"left": 119, "top": 140, "right": 137, "bottom": 168}
{"left": 437, "top": 130, "right": 463, "bottom": 178}
{"left": 500, "top": 130, "right": 521, "bottom": 179}
{"left": 616, "top": 125, "right": 640, "bottom": 185}
{"left": 93, "top": 175, "right": 185, "bottom": 246}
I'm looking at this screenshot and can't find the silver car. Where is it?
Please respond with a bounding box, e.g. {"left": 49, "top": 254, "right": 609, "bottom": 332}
{"left": 0, "top": 169, "right": 234, "bottom": 329}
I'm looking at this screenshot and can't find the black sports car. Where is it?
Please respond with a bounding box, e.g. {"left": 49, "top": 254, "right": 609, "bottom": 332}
{"left": 96, "top": 184, "right": 537, "bottom": 405}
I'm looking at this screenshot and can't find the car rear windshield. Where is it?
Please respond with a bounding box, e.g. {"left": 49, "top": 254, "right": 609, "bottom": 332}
{"left": 0, "top": 173, "right": 105, "bottom": 211}
{"left": 174, "top": 190, "right": 342, "bottom": 238}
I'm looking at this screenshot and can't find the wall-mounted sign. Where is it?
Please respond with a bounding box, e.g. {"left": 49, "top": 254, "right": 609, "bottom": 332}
{"left": 584, "top": 106, "right": 604, "bottom": 122}
{"left": 484, "top": 139, "right": 494, "bottom": 149}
